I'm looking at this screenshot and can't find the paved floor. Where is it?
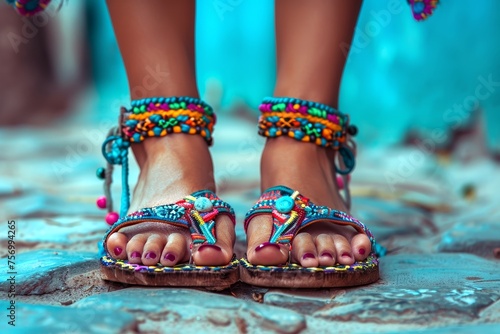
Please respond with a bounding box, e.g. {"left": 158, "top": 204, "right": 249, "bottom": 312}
{"left": 1, "top": 112, "right": 500, "bottom": 333}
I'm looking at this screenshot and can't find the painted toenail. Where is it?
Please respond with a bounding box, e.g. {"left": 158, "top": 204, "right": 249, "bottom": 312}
{"left": 145, "top": 251, "right": 157, "bottom": 259}
{"left": 255, "top": 242, "right": 280, "bottom": 252}
{"left": 320, "top": 252, "right": 333, "bottom": 258}
{"left": 198, "top": 244, "right": 221, "bottom": 252}
{"left": 342, "top": 252, "right": 351, "bottom": 258}
{"left": 302, "top": 253, "right": 315, "bottom": 260}
{"left": 113, "top": 247, "right": 122, "bottom": 256}
{"left": 164, "top": 253, "right": 176, "bottom": 262}
{"left": 130, "top": 251, "right": 141, "bottom": 258}
{"left": 359, "top": 248, "right": 366, "bottom": 255}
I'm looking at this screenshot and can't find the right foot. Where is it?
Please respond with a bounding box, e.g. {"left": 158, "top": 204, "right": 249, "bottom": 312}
{"left": 105, "top": 134, "right": 235, "bottom": 266}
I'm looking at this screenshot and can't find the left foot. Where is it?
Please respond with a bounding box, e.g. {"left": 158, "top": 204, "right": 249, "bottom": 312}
{"left": 246, "top": 136, "right": 371, "bottom": 267}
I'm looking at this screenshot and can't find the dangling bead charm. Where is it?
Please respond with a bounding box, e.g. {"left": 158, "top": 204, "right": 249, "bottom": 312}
{"left": 96, "top": 167, "right": 106, "bottom": 180}
{"left": 96, "top": 196, "right": 107, "bottom": 209}
{"left": 105, "top": 212, "right": 119, "bottom": 225}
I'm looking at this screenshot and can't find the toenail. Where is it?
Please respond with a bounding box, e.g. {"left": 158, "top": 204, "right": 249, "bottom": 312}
{"left": 359, "top": 248, "right": 366, "bottom": 255}
{"left": 145, "top": 251, "right": 157, "bottom": 259}
{"left": 198, "top": 244, "right": 221, "bottom": 252}
{"left": 130, "top": 251, "right": 141, "bottom": 258}
{"left": 164, "top": 253, "right": 176, "bottom": 262}
{"left": 113, "top": 247, "right": 122, "bottom": 256}
{"left": 320, "top": 252, "right": 333, "bottom": 258}
{"left": 342, "top": 252, "right": 351, "bottom": 258}
{"left": 255, "top": 242, "right": 280, "bottom": 252}
{"left": 302, "top": 253, "right": 315, "bottom": 260}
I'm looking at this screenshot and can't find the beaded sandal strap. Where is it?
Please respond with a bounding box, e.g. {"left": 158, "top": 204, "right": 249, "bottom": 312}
{"left": 96, "top": 97, "right": 216, "bottom": 226}
{"left": 102, "top": 190, "right": 235, "bottom": 251}
{"left": 244, "top": 186, "right": 385, "bottom": 256}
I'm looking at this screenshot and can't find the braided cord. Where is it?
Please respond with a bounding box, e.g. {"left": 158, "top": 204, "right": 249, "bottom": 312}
{"left": 97, "top": 97, "right": 214, "bottom": 225}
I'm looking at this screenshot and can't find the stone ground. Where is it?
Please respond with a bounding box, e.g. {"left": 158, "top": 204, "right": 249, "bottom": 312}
{"left": 1, "top": 111, "right": 500, "bottom": 334}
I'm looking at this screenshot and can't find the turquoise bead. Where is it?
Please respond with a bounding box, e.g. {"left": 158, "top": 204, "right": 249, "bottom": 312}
{"left": 275, "top": 196, "right": 294, "bottom": 213}
{"left": 96, "top": 167, "right": 105, "bottom": 180}
{"left": 194, "top": 197, "right": 213, "bottom": 212}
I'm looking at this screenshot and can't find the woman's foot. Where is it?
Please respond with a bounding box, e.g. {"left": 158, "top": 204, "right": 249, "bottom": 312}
{"left": 105, "top": 134, "right": 235, "bottom": 266}
{"left": 246, "top": 136, "right": 371, "bottom": 267}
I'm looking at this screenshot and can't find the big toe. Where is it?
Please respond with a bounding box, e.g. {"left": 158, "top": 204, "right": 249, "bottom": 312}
{"left": 246, "top": 215, "right": 288, "bottom": 266}
{"left": 106, "top": 232, "right": 128, "bottom": 260}
{"left": 192, "top": 215, "right": 234, "bottom": 266}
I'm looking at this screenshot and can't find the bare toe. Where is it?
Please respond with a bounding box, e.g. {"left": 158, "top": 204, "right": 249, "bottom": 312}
{"left": 126, "top": 234, "right": 148, "bottom": 264}
{"left": 292, "top": 232, "right": 319, "bottom": 267}
{"left": 351, "top": 233, "right": 372, "bottom": 261}
{"left": 315, "top": 234, "right": 336, "bottom": 266}
{"left": 193, "top": 215, "right": 234, "bottom": 266}
{"left": 141, "top": 234, "right": 166, "bottom": 266}
{"left": 246, "top": 215, "right": 288, "bottom": 266}
{"left": 106, "top": 232, "right": 128, "bottom": 260}
{"left": 333, "top": 234, "right": 354, "bottom": 265}
{"left": 160, "top": 232, "right": 189, "bottom": 266}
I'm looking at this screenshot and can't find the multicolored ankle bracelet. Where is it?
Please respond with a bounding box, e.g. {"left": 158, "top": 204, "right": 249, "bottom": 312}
{"left": 408, "top": 0, "right": 439, "bottom": 21}
{"left": 6, "top": 0, "right": 51, "bottom": 16}
{"left": 258, "top": 97, "right": 357, "bottom": 175}
{"left": 95, "top": 96, "right": 216, "bottom": 225}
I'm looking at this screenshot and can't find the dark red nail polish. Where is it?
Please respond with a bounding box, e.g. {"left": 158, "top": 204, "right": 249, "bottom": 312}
{"left": 320, "top": 252, "right": 333, "bottom": 258}
{"left": 145, "top": 251, "right": 157, "bottom": 259}
{"left": 130, "top": 251, "right": 141, "bottom": 258}
{"left": 359, "top": 248, "right": 366, "bottom": 255}
{"left": 164, "top": 253, "right": 176, "bottom": 262}
{"left": 342, "top": 252, "right": 351, "bottom": 258}
{"left": 255, "top": 242, "right": 280, "bottom": 252}
{"left": 198, "top": 244, "right": 221, "bottom": 252}
{"left": 114, "top": 247, "right": 122, "bottom": 256}
{"left": 302, "top": 253, "right": 315, "bottom": 260}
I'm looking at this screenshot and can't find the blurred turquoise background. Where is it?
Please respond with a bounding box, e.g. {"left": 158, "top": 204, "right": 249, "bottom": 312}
{"left": 2, "top": 0, "right": 499, "bottom": 150}
{"left": 86, "top": 0, "right": 500, "bottom": 150}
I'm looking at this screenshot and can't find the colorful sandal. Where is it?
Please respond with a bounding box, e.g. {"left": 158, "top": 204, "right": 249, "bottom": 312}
{"left": 240, "top": 97, "right": 384, "bottom": 288}
{"left": 96, "top": 97, "right": 239, "bottom": 288}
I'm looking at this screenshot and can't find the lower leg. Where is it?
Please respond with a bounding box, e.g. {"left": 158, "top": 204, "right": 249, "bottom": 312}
{"left": 105, "top": 0, "right": 234, "bottom": 266}
{"left": 247, "top": 0, "right": 370, "bottom": 266}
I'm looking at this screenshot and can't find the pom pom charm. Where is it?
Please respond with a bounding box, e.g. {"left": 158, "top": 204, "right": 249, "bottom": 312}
{"left": 408, "top": 0, "right": 439, "bottom": 21}
{"left": 105, "top": 212, "right": 119, "bottom": 226}
{"left": 10, "top": 0, "right": 52, "bottom": 17}
{"left": 96, "top": 196, "right": 107, "bottom": 210}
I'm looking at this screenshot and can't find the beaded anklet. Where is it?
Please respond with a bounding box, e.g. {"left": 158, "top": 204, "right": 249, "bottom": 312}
{"left": 6, "top": 0, "right": 51, "bottom": 16}
{"left": 258, "top": 97, "right": 357, "bottom": 175}
{"left": 95, "top": 96, "right": 216, "bottom": 225}
{"left": 408, "top": 0, "right": 439, "bottom": 21}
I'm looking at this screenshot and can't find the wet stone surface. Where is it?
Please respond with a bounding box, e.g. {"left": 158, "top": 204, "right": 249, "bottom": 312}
{"left": 438, "top": 221, "right": 500, "bottom": 259}
{"left": 72, "top": 288, "right": 306, "bottom": 334}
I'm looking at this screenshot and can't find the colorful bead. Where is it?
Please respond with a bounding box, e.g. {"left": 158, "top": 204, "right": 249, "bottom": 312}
{"left": 194, "top": 197, "right": 214, "bottom": 212}
{"left": 96, "top": 167, "right": 106, "bottom": 180}
{"left": 275, "top": 196, "right": 295, "bottom": 214}
{"left": 258, "top": 97, "right": 352, "bottom": 150}
{"left": 122, "top": 96, "right": 215, "bottom": 145}
{"left": 408, "top": 0, "right": 439, "bottom": 21}
{"left": 9, "top": 0, "right": 51, "bottom": 17}
{"left": 96, "top": 196, "right": 107, "bottom": 209}
{"left": 105, "top": 212, "right": 119, "bottom": 225}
